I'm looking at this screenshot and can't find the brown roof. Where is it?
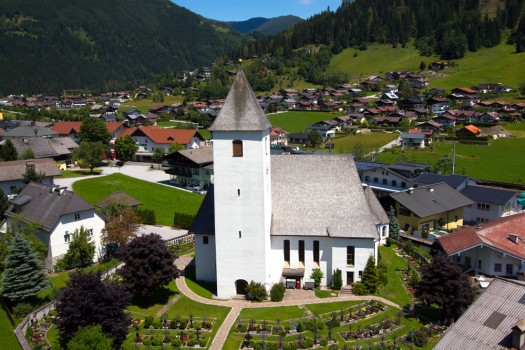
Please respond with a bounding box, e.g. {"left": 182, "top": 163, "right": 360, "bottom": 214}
{"left": 0, "top": 158, "right": 61, "bottom": 182}
{"left": 437, "top": 213, "right": 525, "bottom": 260}
{"left": 121, "top": 126, "right": 203, "bottom": 145}
{"left": 95, "top": 191, "right": 141, "bottom": 209}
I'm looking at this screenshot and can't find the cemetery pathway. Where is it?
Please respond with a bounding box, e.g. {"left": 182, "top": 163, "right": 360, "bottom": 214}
{"left": 175, "top": 277, "right": 401, "bottom": 350}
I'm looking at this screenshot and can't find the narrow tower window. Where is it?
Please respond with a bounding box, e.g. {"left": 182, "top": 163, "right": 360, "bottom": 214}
{"left": 313, "top": 240, "right": 320, "bottom": 264}
{"left": 284, "top": 240, "right": 290, "bottom": 263}
{"left": 237, "top": 189, "right": 240, "bottom": 197}
{"left": 238, "top": 231, "right": 242, "bottom": 238}
{"left": 232, "top": 140, "right": 243, "bottom": 157}
{"left": 299, "top": 240, "right": 305, "bottom": 264}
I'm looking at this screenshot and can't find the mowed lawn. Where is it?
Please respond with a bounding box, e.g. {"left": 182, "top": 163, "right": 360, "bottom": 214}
{"left": 332, "top": 132, "right": 399, "bottom": 155}
{"left": 268, "top": 111, "right": 345, "bottom": 133}
{"left": 72, "top": 174, "right": 203, "bottom": 225}
{"left": 0, "top": 306, "right": 19, "bottom": 350}
{"left": 376, "top": 136, "right": 525, "bottom": 183}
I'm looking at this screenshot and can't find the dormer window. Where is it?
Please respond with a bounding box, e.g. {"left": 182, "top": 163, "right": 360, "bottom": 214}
{"left": 232, "top": 140, "right": 243, "bottom": 157}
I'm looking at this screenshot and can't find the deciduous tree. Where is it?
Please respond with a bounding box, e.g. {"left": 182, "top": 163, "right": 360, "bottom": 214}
{"left": 306, "top": 130, "right": 322, "bottom": 148}
{"left": 73, "top": 141, "right": 105, "bottom": 174}
{"left": 67, "top": 325, "right": 113, "bottom": 350}
{"left": 56, "top": 272, "right": 131, "bottom": 348}
{"left": 114, "top": 134, "right": 137, "bottom": 162}
{"left": 415, "top": 253, "right": 476, "bottom": 322}
{"left": 1, "top": 234, "right": 48, "bottom": 302}
{"left": 103, "top": 207, "right": 142, "bottom": 246}
{"left": 152, "top": 148, "right": 164, "bottom": 168}
{"left": 119, "top": 233, "right": 180, "bottom": 296}
{"left": 78, "top": 118, "right": 111, "bottom": 145}
{"left": 60, "top": 226, "right": 95, "bottom": 269}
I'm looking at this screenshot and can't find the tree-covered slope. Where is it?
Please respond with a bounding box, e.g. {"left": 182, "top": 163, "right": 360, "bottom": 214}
{"left": 0, "top": 0, "right": 246, "bottom": 94}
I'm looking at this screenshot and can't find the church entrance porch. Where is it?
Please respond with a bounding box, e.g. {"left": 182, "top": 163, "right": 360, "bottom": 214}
{"left": 282, "top": 268, "right": 305, "bottom": 289}
{"left": 235, "top": 279, "right": 248, "bottom": 295}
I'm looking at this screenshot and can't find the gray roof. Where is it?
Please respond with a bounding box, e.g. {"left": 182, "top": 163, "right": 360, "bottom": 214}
{"left": 461, "top": 185, "right": 517, "bottom": 205}
{"left": 5, "top": 182, "right": 94, "bottom": 232}
{"left": 271, "top": 154, "right": 379, "bottom": 238}
{"left": 51, "top": 137, "right": 78, "bottom": 150}
{"left": 0, "top": 158, "right": 61, "bottom": 182}
{"left": 8, "top": 137, "right": 71, "bottom": 158}
{"left": 390, "top": 182, "right": 474, "bottom": 218}
{"left": 414, "top": 173, "right": 471, "bottom": 190}
{"left": 95, "top": 191, "right": 141, "bottom": 209}
{"left": 363, "top": 185, "right": 389, "bottom": 225}
{"left": 178, "top": 147, "right": 213, "bottom": 165}
{"left": 434, "top": 278, "right": 525, "bottom": 350}
{"left": 4, "top": 126, "right": 58, "bottom": 138}
{"left": 189, "top": 184, "right": 215, "bottom": 235}
{"left": 209, "top": 71, "right": 272, "bottom": 132}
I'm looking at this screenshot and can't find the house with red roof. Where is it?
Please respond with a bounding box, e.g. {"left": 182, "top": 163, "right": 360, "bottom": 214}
{"left": 436, "top": 213, "right": 525, "bottom": 278}
{"left": 269, "top": 127, "right": 288, "bottom": 146}
{"left": 455, "top": 124, "right": 481, "bottom": 138}
{"left": 118, "top": 126, "right": 205, "bottom": 162}
{"left": 51, "top": 121, "right": 125, "bottom": 142}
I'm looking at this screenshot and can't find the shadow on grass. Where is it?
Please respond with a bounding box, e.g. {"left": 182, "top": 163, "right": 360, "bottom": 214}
{"left": 131, "top": 285, "right": 179, "bottom": 310}
{"left": 184, "top": 263, "right": 217, "bottom": 297}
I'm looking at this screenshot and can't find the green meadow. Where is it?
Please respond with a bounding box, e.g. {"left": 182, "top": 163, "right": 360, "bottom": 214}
{"left": 268, "top": 111, "right": 345, "bottom": 133}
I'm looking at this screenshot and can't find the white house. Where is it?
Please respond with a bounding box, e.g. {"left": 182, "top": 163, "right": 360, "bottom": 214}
{"left": 401, "top": 132, "right": 425, "bottom": 149}
{"left": 190, "top": 71, "right": 389, "bottom": 299}
{"left": 3, "top": 182, "right": 106, "bottom": 270}
{"left": 437, "top": 213, "right": 525, "bottom": 278}
{"left": 460, "top": 185, "right": 521, "bottom": 224}
{"left": 0, "top": 159, "right": 61, "bottom": 196}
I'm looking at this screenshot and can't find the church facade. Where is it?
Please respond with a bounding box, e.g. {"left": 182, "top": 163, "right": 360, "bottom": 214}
{"left": 190, "top": 71, "right": 389, "bottom": 299}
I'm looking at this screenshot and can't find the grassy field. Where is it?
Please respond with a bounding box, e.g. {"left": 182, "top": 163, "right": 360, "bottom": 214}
{"left": 72, "top": 174, "right": 203, "bottom": 225}
{"left": 119, "top": 95, "right": 183, "bottom": 114}
{"left": 376, "top": 246, "right": 411, "bottom": 307}
{"left": 238, "top": 306, "right": 305, "bottom": 321}
{"left": 59, "top": 169, "right": 102, "bottom": 178}
{"left": 0, "top": 305, "right": 19, "bottom": 350}
{"left": 376, "top": 136, "right": 525, "bottom": 183}
{"left": 268, "top": 111, "right": 345, "bottom": 133}
{"left": 331, "top": 131, "right": 399, "bottom": 155}
{"left": 330, "top": 42, "right": 525, "bottom": 90}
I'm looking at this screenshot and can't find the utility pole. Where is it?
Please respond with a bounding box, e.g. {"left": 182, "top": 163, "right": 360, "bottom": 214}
{"left": 452, "top": 143, "right": 456, "bottom": 175}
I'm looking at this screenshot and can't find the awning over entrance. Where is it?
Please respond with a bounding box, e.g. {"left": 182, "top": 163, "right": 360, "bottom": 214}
{"left": 282, "top": 268, "right": 305, "bottom": 278}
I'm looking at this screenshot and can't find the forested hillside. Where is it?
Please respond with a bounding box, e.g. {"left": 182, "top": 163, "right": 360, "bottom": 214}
{"left": 0, "top": 0, "right": 247, "bottom": 94}
{"left": 239, "top": 0, "right": 524, "bottom": 60}
{"left": 226, "top": 16, "right": 304, "bottom": 35}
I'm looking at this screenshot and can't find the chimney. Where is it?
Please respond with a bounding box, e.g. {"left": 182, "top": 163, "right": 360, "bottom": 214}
{"left": 509, "top": 234, "right": 520, "bottom": 244}
{"left": 427, "top": 187, "right": 434, "bottom": 192}
{"left": 408, "top": 187, "right": 414, "bottom": 194}
{"left": 512, "top": 320, "right": 525, "bottom": 350}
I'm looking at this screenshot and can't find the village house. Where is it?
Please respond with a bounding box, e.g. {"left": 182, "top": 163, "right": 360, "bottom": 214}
{"left": 164, "top": 146, "right": 214, "bottom": 190}
{"left": 0, "top": 158, "right": 61, "bottom": 196}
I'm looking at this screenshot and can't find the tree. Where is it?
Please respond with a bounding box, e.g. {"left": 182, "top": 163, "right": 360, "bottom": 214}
{"left": 0, "top": 188, "right": 8, "bottom": 220}
{"left": 20, "top": 148, "right": 36, "bottom": 160}
{"left": 103, "top": 207, "right": 142, "bottom": 246}
{"left": 310, "top": 269, "right": 324, "bottom": 288}
{"left": 56, "top": 272, "right": 131, "bottom": 348}
{"left": 168, "top": 142, "right": 184, "bottom": 154}
{"left": 415, "top": 253, "right": 477, "bottom": 322}
{"left": 1, "top": 139, "right": 18, "bottom": 161}
{"left": 419, "top": 61, "right": 426, "bottom": 71}
{"left": 60, "top": 227, "right": 95, "bottom": 269}
{"left": 73, "top": 141, "right": 105, "bottom": 174}
{"left": 306, "top": 130, "right": 322, "bottom": 148}
{"left": 22, "top": 165, "right": 45, "bottom": 184}
{"left": 67, "top": 325, "right": 113, "bottom": 350}
{"left": 78, "top": 118, "right": 111, "bottom": 145}
{"left": 388, "top": 206, "right": 400, "bottom": 240}
{"left": 114, "top": 135, "right": 137, "bottom": 162}
{"left": 361, "top": 255, "right": 380, "bottom": 293}
{"left": 152, "top": 148, "right": 164, "bottom": 168}
{"left": 519, "top": 83, "right": 525, "bottom": 97}
{"left": 119, "top": 233, "right": 180, "bottom": 296}
{"left": 1, "top": 234, "right": 48, "bottom": 302}
{"left": 331, "top": 268, "right": 343, "bottom": 290}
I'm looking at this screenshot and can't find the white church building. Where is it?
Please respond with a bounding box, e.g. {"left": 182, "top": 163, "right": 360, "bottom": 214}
{"left": 190, "top": 71, "right": 389, "bottom": 299}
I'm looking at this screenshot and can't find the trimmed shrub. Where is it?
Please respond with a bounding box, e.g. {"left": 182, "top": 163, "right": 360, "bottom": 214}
{"left": 320, "top": 337, "right": 329, "bottom": 346}
{"left": 270, "top": 283, "right": 286, "bottom": 302}
{"left": 187, "top": 339, "right": 196, "bottom": 347}
{"left": 179, "top": 319, "right": 188, "bottom": 329}
{"left": 352, "top": 281, "right": 368, "bottom": 295}
{"left": 171, "top": 338, "right": 182, "bottom": 347}
{"left": 199, "top": 338, "right": 207, "bottom": 347}
{"left": 331, "top": 268, "right": 343, "bottom": 290}
{"left": 136, "top": 208, "right": 156, "bottom": 224}
{"left": 143, "top": 338, "right": 151, "bottom": 346}
{"left": 144, "top": 315, "right": 154, "bottom": 329}
{"left": 173, "top": 212, "right": 196, "bottom": 229}
{"left": 413, "top": 328, "right": 429, "bottom": 347}
{"left": 152, "top": 319, "right": 162, "bottom": 329}
{"left": 246, "top": 281, "right": 267, "bottom": 302}
{"left": 12, "top": 302, "right": 33, "bottom": 319}
{"left": 152, "top": 336, "right": 163, "bottom": 346}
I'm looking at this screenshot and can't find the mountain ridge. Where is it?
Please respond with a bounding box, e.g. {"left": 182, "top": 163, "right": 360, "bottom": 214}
{"left": 226, "top": 15, "right": 304, "bottom": 35}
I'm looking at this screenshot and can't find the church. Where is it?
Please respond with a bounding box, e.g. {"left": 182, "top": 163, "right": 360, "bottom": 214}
{"left": 190, "top": 71, "right": 389, "bottom": 299}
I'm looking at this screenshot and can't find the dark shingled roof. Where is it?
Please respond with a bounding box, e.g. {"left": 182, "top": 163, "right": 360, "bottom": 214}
{"left": 5, "top": 182, "right": 94, "bottom": 232}
{"left": 209, "top": 71, "right": 272, "bottom": 132}
{"left": 390, "top": 182, "right": 474, "bottom": 218}
{"left": 0, "top": 158, "right": 61, "bottom": 182}
{"left": 189, "top": 184, "right": 215, "bottom": 235}
{"left": 434, "top": 278, "right": 525, "bottom": 350}
{"left": 414, "top": 173, "right": 471, "bottom": 191}
{"left": 95, "top": 191, "right": 141, "bottom": 209}
{"left": 461, "top": 185, "right": 517, "bottom": 205}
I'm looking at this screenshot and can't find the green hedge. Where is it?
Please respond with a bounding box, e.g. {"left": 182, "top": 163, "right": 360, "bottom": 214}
{"left": 458, "top": 139, "right": 490, "bottom": 145}
{"left": 173, "top": 212, "right": 196, "bottom": 229}
{"left": 136, "top": 208, "right": 156, "bottom": 225}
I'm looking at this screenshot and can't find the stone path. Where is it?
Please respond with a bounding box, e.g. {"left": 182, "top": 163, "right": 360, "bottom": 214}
{"left": 174, "top": 275, "right": 401, "bottom": 350}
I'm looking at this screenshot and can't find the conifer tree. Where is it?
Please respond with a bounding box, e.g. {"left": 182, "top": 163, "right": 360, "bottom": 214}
{"left": 1, "top": 234, "right": 48, "bottom": 302}
{"left": 362, "top": 255, "right": 380, "bottom": 294}
{"left": 1, "top": 139, "right": 18, "bottom": 161}
{"left": 60, "top": 227, "right": 95, "bottom": 269}
{"left": 388, "top": 206, "right": 400, "bottom": 240}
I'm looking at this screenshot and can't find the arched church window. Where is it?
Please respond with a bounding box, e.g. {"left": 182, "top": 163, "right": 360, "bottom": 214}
{"left": 232, "top": 140, "right": 243, "bottom": 157}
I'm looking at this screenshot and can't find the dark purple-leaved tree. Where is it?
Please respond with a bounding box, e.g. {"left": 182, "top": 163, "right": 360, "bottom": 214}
{"left": 415, "top": 253, "right": 477, "bottom": 322}
{"left": 55, "top": 272, "right": 131, "bottom": 348}
{"left": 119, "top": 233, "right": 180, "bottom": 297}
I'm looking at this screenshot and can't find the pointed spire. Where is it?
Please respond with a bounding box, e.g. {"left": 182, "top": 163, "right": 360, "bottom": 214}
{"left": 209, "top": 70, "right": 271, "bottom": 132}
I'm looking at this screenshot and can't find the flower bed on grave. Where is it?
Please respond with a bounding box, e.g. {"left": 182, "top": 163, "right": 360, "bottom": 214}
{"left": 234, "top": 301, "right": 394, "bottom": 349}
{"left": 130, "top": 315, "right": 215, "bottom": 349}
{"left": 337, "top": 312, "right": 403, "bottom": 342}
{"left": 26, "top": 312, "right": 56, "bottom": 349}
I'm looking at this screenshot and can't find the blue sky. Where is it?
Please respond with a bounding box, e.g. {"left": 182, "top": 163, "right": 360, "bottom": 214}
{"left": 171, "top": 0, "right": 342, "bottom": 22}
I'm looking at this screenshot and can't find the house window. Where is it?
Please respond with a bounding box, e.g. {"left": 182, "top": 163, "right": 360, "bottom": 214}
{"left": 313, "top": 240, "right": 320, "bottom": 264}
{"left": 465, "top": 256, "right": 471, "bottom": 267}
{"left": 382, "top": 179, "right": 387, "bottom": 185}
{"left": 365, "top": 176, "right": 370, "bottom": 182}
{"left": 64, "top": 231, "right": 71, "bottom": 243}
{"left": 478, "top": 260, "right": 482, "bottom": 269}
{"left": 203, "top": 236, "right": 209, "bottom": 245}
{"left": 347, "top": 246, "right": 355, "bottom": 266}
{"left": 87, "top": 229, "right": 93, "bottom": 237}
{"left": 506, "top": 264, "right": 514, "bottom": 275}
{"left": 358, "top": 271, "right": 363, "bottom": 278}
{"left": 284, "top": 240, "right": 290, "bottom": 263}
{"left": 232, "top": 140, "right": 243, "bottom": 157}
{"left": 373, "top": 177, "right": 378, "bottom": 183}
{"left": 401, "top": 182, "right": 406, "bottom": 188}
{"left": 299, "top": 240, "right": 305, "bottom": 264}
{"left": 477, "top": 203, "right": 490, "bottom": 211}
{"left": 74, "top": 213, "right": 80, "bottom": 220}
{"left": 391, "top": 180, "right": 397, "bottom": 187}
{"left": 399, "top": 206, "right": 411, "bottom": 216}
{"left": 494, "top": 263, "right": 502, "bottom": 273}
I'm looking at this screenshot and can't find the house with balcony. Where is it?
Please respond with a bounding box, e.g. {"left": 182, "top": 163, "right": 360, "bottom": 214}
{"left": 390, "top": 182, "right": 474, "bottom": 233}
{"left": 164, "top": 146, "right": 213, "bottom": 189}
{"left": 401, "top": 132, "right": 426, "bottom": 149}
{"left": 436, "top": 213, "right": 525, "bottom": 278}
{"left": 460, "top": 185, "right": 521, "bottom": 225}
